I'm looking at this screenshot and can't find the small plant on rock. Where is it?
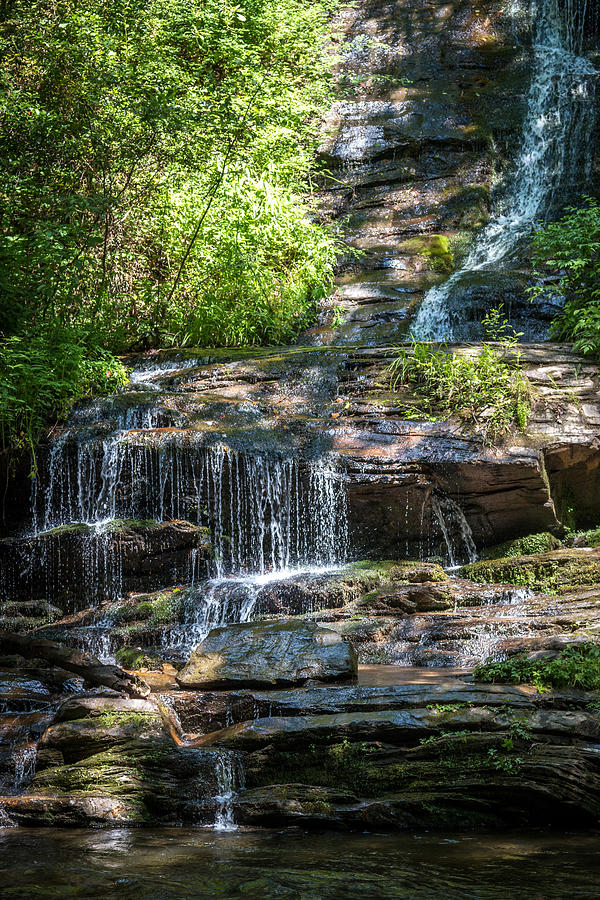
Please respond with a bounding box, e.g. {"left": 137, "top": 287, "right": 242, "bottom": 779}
{"left": 388, "top": 334, "right": 532, "bottom": 441}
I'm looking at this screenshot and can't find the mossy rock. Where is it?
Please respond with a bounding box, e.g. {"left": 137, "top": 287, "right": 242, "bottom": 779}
{"left": 109, "top": 588, "right": 186, "bottom": 627}
{"left": 479, "top": 532, "right": 560, "bottom": 561}
{"left": 461, "top": 549, "right": 600, "bottom": 594}
{"left": 115, "top": 647, "right": 164, "bottom": 671}
{"left": 348, "top": 560, "right": 448, "bottom": 585}
{"left": 567, "top": 527, "right": 600, "bottom": 549}
{"left": 398, "top": 234, "right": 454, "bottom": 272}
{"left": 245, "top": 740, "right": 412, "bottom": 797}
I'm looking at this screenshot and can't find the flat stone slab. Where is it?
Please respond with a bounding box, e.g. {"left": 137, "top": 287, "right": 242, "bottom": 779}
{"left": 176, "top": 619, "right": 358, "bottom": 689}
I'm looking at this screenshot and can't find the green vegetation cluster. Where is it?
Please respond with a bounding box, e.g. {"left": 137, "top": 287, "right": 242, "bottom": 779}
{"left": 460, "top": 550, "right": 600, "bottom": 594}
{"left": 479, "top": 531, "right": 560, "bottom": 561}
{"left": 530, "top": 196, "right": 600, "bottom": 356}
{"left": 0, "top": 0, "right": 340, "bottom": 453}
{"left": 388, "top": 334, "right": 531, "bottom": 441}
{"left": 474, "top": 642, "right": 600, "bottom": 692}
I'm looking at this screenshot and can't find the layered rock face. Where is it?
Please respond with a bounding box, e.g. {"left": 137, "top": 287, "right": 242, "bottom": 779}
{"left": 308, "top": 0, "right": 532, "bottom": 345}
{"left": 2, "top": 0, "right": 600, "bottom": 834}
{"left": 4, "top": 340, "right": 598, "bottom": 602}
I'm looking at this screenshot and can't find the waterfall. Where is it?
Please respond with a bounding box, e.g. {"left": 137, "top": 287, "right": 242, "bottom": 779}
{"left": 30, "top": 438, "right": 348, "bottom": 582}
{"left": 212, "top": 751, "right": 244, "bottom": 832}
{"left": 412, "top": 0, "right": 598, "bottom": 340}
{"left": 430, "top": 495, "right": 477, "bottom": 567}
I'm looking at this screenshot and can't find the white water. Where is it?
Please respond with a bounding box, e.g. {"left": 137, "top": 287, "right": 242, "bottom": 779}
{"left": 31, "top": 436, "right": 348, "bottom": 581}
{"left": 212, "top": 751, "right": 245, "bottom": 832}
{"left": 412, "top": 0, "right": 597, "bottom": 340}
{"left": 431, "top": 495, "right": 477, "bottom": 567}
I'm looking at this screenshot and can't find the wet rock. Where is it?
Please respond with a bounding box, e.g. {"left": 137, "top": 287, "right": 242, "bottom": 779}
{"left": 166, "top": 681, "right": 546, "bottom": 737}
{"left": 311, "top": 0, "right": 531, "bottom": 343}
{"left": 176, "top": 619, "right": 358, "bottom": 689}
{"left": 1, "top": 694, "right": 238, "bottom": 827}
{"left": 223, "top": 694, "right": 600, "bottom": 830}
{"left": 0, "top": 633, "right": 150, "bottom": 698}
{"left": 0, "top": 519, "right": 211, "bottom": 610}
{"left": 461, "top": 549, "right": 600, "bottom": 594}
{"left": 252, "top": 571, "right": 372, "bottom": 617}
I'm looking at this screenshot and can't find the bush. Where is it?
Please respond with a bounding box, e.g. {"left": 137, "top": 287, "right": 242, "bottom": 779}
{"left": 474, "top": 642, "right": 600, "bottom": 691}
{"left": 529, "top": 196, "right": 600, "bottom": 355}
{"left": 0, "top": 0, "right": 340, "bottom": 350}
{"left": 0, "top": 326, "right": 128, "bottom": 457}
{"left": 0, "top": 0, "right": 341, "bottom": 451}
{"left": 388, "top": 339, "right": 531, "bottom": 441}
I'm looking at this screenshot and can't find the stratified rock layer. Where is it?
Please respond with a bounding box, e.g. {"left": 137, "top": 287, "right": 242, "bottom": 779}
{"left": 176, "top": 619, "right": 358, "bottom": 689}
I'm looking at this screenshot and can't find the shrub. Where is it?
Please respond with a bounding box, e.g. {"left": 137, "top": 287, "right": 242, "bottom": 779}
{"left": 0, "top": 326, "right": 128, "bottom": 458}
{"left": 388, "top": 339, "right": 532, "bottom": 441}
{"left": 474, "top": 642, "right": 600, "bottom": 691}
{"left": 0, "top": 0, "right": 340, "bottom": 351}
{"left": 529, "top": 196, "right": 600, "bottom": 355}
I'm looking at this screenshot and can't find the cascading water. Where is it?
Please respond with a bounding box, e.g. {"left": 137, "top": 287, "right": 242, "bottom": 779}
{"left": 412, "top": 0, "right": 598, "bottom": 340}
{"left": 30, "top": 439, "right": 348, "bottom": 581}
{"left": 0, "top": 356, "right": 350, "bottom": 662}
{"left": 212, "top": 751, "right": 245, "bottom": 832}
{"left": 430, "top": 495, "right": 477, "bottom": 567}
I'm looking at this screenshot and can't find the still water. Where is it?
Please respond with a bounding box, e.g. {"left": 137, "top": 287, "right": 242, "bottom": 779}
{"left": 1, "top": 828, "right": 599, "bottom": 899}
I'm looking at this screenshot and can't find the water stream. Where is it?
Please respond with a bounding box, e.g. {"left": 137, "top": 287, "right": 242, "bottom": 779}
{"left": 412, "top": 0, "right": 598, "bottom": 340}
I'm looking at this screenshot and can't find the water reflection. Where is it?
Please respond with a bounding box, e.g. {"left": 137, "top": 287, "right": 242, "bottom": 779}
{"left": 1, "top": 828, "right": 599, "bottom": 899}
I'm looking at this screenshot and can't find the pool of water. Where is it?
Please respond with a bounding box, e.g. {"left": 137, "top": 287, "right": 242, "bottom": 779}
{"left": 1, "top": 828, "right": 599, "bottom": 899}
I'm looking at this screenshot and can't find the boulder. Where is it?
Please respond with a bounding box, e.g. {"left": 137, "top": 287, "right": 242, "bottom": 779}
{"left": 176, "top": 619, "right": 358, "bottom": 689}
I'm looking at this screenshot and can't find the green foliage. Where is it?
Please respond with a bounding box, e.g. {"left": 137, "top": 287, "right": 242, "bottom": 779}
{"left": 0, "top": 326, "right": 128, "bottom": 457}
{"left": 474, "top": 643, "right": 600, "bottom": 691}
{"left": 419, "top": 729, "right": 469, "bottom": 748}
{"left": 0, "top": 0, "right": 339, "bottom": 349}
{"left": 388, "top": 339, "right": 532, "bottom": 441}
{"left": 529, "top": 197, "right": 600, "bottom": 355}
{"left": 566, "top": 527, "right": 600, "bottom": 549}
{"left": 0, "top": 0, "right": 340, "bottom": 449}
{"left": 479, "top": 532, "right": 560, "bottom": 561}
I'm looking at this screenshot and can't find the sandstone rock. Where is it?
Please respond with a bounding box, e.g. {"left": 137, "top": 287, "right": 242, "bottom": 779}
{"left": 176, "top": 619, "right": 358, "bottom": 689}
{"left": 0, "top": 633, "right": 150, "bottom": 698}
{"left": 0, "top": 519, "right": 211, "bottom": 609}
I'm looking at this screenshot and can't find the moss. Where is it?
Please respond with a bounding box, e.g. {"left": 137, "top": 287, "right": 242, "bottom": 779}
{"left": 92, "top": 709, "right": 161, "bottom": 730}
{"left": 0, "top": 615, "right": 49, "bottom": 632}
{"left": 109, "top": 588, "right": 186, "bottom": 627}
{"left": 460, "top": 549, "right": 600, "bottom": 594}
{"left": 348, "top": 560, "right": 447, "bottom": 584}
{"left": 398, "top": 234, "right": 454, "bottom": 272}
{"left": 115, "top": 647, "right": 164, "bottom": 671}
{"left": 479, "top": 532, "right": 560, "bottom": 560}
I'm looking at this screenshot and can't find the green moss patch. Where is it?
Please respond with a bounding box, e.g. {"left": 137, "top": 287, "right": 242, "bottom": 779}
{"left": 115, "top": 647, "right": 164, "bottom": 671}
{"left": 460, "top": 550, "right": 600, "bottom": 594}
{"left": 348, "top": 560, "right": 447, "bottom": 584}
{"left": 479, "top": 532, "right": 560, "bottom": 560}
{"left": 398, "top": 235, "right": 454, "bottom": 272}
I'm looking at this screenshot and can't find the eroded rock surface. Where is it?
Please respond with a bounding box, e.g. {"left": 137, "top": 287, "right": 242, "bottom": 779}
{"left": 308, "top": 0, "right": 533, "bottom": 345}
{"left": 176, "top": 620, "right": 358, "bottom": 689}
